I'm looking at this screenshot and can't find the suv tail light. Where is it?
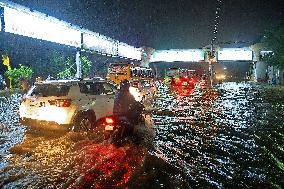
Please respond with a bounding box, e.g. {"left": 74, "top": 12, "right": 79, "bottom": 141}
{"left": 48, "top": 99, "right": 72, "bottom": 107}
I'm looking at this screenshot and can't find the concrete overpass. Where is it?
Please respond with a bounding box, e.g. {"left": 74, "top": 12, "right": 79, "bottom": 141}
{"left": 1, "top": 0, "right": 275, "bottom": 81}
{"left": 0, "top": 0, "right": 141, "bottom": 77}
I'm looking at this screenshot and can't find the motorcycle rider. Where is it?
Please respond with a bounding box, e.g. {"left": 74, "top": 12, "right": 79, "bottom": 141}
{"left": 113, "top": 79, "right": 144, "bottom": 125}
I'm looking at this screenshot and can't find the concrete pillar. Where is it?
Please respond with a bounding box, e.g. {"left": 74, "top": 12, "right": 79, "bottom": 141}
{"left": 75, "top": 51, "right": 82, "bottom": 79}
{"left": 255, "top": 61, "right": 267, "bottom": 82}
{"left": 141, "top": 47, "right": 155, "bottom": 68}
{"left": 279, "top": 69, "right": 284, "bottom": 84}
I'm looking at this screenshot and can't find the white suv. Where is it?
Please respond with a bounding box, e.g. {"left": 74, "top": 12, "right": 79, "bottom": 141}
{"left": 19, "top": 79, "right": 117, "bottom": 132}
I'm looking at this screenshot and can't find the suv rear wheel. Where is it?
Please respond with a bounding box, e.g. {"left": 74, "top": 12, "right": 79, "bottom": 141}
{"left": 73, "top": 113, "right": 95, "bottom": 132}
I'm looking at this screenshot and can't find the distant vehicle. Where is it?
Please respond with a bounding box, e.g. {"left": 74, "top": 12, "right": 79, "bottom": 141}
{"left": 106, "top": 62, "right": 154, "bottom": 85}
{"left": 164, "top": 68, "right": 197, "bottom": 89}
{"left": 199, "top": 79, "right": 207, "bottom": 88}
{"left": 197, "top": 74, "right": 208, "bottom": 88}
{"left": 130, "top": 79, "right": 157, "bottom": 101}
{"left": 131, "top": 66, "right": 154, "bottom": 82}
{"left": 215, "top": 74, "right": 226, "bottom": 82}
{"left": 107, "top": 63, "right": 131, "bottom": 85}
{"left": 19, "top": 79, "right": 117, "bottom": 132}
{"left": 164, "top": 67, "right": 180, "bottom": 85}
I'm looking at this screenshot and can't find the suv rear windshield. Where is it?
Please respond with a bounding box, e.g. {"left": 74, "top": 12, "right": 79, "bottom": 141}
{"left": 79, "top": 82, "right": 116, "bottom": 95}
{"left": 29, "top": 84, "right": 70, "bottom": 97}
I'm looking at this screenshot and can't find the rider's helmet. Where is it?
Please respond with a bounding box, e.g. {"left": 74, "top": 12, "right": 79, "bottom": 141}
{"left": 119, "top": 79, "right": 130, "bottom": 90}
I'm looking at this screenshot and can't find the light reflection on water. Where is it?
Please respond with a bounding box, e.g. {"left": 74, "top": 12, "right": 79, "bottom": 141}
{"left": 0, "top": 82, "right": 283, "bottom": 188}
{"left": 0, "top": 94, "right": 26, "bottom": 170}
{"left": 151, "top": 82, "right": 282, "bottom": 188}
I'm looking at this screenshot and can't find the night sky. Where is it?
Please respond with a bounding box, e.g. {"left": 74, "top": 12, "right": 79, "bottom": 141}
{"left": 8, "top": 0, "right": 284, "bottom": 49}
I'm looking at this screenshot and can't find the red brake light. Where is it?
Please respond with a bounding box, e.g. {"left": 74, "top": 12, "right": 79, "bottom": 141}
{"left": 175, "top": 78, "right": 181, "bottom": 82}
{"left": 174, "top": 78, "right": 182, "bottom": 85}
{"left": 48, "top": 99, "right": 72, "bottom": 107}
{"left": 105, "top": 117, "right": 114, "bottom": 124}
{"left": 48, "top": 100, "right": 56, "bottom": 105}
{"left": 58, "top": 99, "right": 72, "bottom": 107}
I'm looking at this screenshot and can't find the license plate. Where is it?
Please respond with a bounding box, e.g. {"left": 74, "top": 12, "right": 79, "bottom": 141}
{"left": 38, "top": 101, "right": 45, "bottom": 107}
{"left": 30, "top": 101, "right": 45, "bottom": 107}
{"left": 105, "top": 125, "right": 114, "bottom": 131}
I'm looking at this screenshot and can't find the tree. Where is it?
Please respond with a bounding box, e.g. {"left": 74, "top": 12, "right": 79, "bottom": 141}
{"left": 81, "top": 56, "right": 92, "bottom": 78}
{"left": 56, "top": 56, "right": 76, "bottom": 79}
{"left": 4, "top": 64, "right": 33, "bottom": 88}
{"left": 56, "top": 54, "right": 92, "bottom": 79}
{"left": 262, "top": 23, "right": 284, "bottom": 69}
{"left": 33, "top": 51, "right": 67, "bottom": 79}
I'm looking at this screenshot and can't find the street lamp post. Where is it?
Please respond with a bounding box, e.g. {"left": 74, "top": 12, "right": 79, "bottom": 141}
{"left": 209, "top": 59, "right": 213, "bottom": 86}
{"left": 75, "top": 50, "right": 82, "bottom": 79}
{"left": 75, "top": 33, "right": 84, "bottom": 79}
{"left": 208, "top": 44, "right": 215, "bottom": 87}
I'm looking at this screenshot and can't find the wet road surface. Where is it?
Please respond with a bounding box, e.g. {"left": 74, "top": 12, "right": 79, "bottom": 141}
{"left": 0, "top": 82, "right": 284, "bottom": 188}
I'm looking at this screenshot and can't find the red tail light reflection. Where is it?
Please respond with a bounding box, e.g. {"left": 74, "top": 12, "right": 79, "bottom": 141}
{"left": 73, "top": 144, "right": 146, "bottom": 188}
{"left": 48, "top": 99, "right": 72, "bottom": 107}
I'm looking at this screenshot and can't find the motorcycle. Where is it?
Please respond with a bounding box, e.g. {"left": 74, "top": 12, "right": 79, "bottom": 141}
{"left": 101, "top": 114, "right": 146, "bottom": 147}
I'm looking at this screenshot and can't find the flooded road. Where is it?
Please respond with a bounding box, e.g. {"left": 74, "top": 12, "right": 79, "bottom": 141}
{"left": 0, "top": 82, "right": 284, "bottom": 188}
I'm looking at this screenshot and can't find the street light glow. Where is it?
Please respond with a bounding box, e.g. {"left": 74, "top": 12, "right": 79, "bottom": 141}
{"left": 83, "top": 31, "right": 117, "bottom": 56}
{"left": 1, "top": 2, "right": 142, "bottom": 60}
{"left": 4, "top": 7, "right": 81, "bottom": 47}
{"left": 117, "top": 42, "right": 142, "bottom": 60}
{"left": 150, "top": 49, "right": 205, "bottom": 62}
{"left": 217, "top": 48, "right": 253, "bottom": 61}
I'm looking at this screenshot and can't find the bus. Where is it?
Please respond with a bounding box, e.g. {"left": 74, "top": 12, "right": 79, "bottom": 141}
{"left": 106, "top": 63, "right": 131, "bottom": 85}
{"left": 107, "top": 62, "right": 154, "bottom": 85}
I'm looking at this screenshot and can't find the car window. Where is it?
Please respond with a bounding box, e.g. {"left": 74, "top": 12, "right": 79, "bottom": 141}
{"left": 79, "top": 83, "right": 89, "bottom": 94}
{"left": 79, "top": 82, "right": 105, "bottom": 95}
{"left": 79, "top": 82, "right": 114, "bottom": 95}
{"left": 141, "top": 80, "right": 150, "bottom": 87}
{"left": 102, "top": 83, "right": 116, "bottom": 95}
{"left": 92, "top": 82, "right": 105, "bottom": 95}
{"left": 30, "top": 84, "right": 70, "bottom": 97}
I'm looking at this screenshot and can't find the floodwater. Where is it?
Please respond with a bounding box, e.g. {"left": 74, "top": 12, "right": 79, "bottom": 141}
{"left": 0, "top": 82, "right": 283, "bottom": 188}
